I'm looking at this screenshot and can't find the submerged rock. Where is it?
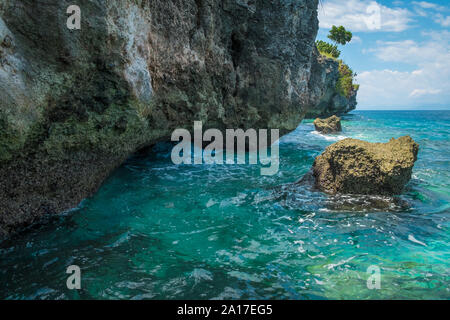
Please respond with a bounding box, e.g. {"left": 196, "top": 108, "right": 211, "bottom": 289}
{"left": 313, "top": 115, "right": 342, "bottom": 134}
{"left": 312, "top": 136, "right": 419, "bottom": 195}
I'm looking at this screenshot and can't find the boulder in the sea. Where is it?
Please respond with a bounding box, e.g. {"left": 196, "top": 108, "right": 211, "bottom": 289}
{"left": 313, "top": 115, "right": 342, "bottom": 134}
{"left": 312, "top": 136, "right": 419, "bottom": 195}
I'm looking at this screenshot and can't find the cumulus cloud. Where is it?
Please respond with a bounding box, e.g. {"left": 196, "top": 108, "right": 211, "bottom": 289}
{"left": 434, "top": 14, "right": 450, "bottom": 27}
{"left": 411, "top": 1, "right": 449, "bottom": 25}
{"left": 412, "top": 1, "right": 446, "bottom": 11}
{"left": 351, "top": 35, "right": 363, "bottom": 44}
{"left": 357, "top": 31, "right": 450, "bottom": 107}
{"left": 318, "top": 0, "right": 412, "bottom": 32}
{"left": 409, "top": 89, "right": 442, "bottom": 97}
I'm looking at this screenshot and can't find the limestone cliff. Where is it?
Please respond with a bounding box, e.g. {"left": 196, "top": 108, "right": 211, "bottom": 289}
{"left": 0, "top": 0, "right": 341, "bottom": 237}
{"left": 305, "top": 54, "right": 358, "bottom": 118}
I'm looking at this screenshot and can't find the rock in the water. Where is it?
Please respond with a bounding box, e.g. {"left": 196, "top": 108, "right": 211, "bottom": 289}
{"left": 314, "top": 115, "right": 342, "bottom": 134}
{"left": 312, "top": 136, "right": 419, "bottom": 195}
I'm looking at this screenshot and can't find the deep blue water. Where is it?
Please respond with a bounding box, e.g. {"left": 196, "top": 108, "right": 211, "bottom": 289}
{"left": 0, "top": 110, "right": 449, "bottom": 299}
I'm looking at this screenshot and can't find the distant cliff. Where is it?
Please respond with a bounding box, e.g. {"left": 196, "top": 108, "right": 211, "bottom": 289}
{"left": 0, "top": 0, "right": 351, "bottom": 237}
{"left": 305, "top": 54, "right": 358, "bottom": 118}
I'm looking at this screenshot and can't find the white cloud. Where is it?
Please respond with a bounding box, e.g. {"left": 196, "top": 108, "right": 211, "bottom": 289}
{"left": 412, "top": 1, "right": 446, "bottom": 11}
{"left": 357, "top": 31, "right": 450, "bottom": 107}
{"left": 434, "top": 14, "right": 450, "bottom": 27}
{"left": 411, "top": 1, "right": 449, "bottom": 24}
{"left": 409, "top": 88, "right": 442, "bottom": 97}
{"left": 358, "top": 69, "right": 449, "bottom": 107}
{"left": 351, "top": 35, "right": 363, "bottom": 44}
{"left": 369, "top": 39, "right": 447, "bottom": 65}
{"left": 412, "top": 1, "right": 438, "bottom": 9}
{"left": 318, "top": 0, "right": 412, "bottom": 32}
{"left": 414, "top": 7, "right": 428, "bottom": 17}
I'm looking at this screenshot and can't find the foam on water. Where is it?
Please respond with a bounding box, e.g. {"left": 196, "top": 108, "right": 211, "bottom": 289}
{"left": 310, "top": 130, "right": 348, "bottom": 141}
{"left": 0, "top": 111, "right": 449, "bottom": 300}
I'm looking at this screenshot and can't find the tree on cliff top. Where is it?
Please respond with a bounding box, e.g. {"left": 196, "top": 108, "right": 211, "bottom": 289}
{"left": 328, "top": 25, "right": 352, "bottom": 46}
{"left": 316, "top": 26, "right": 352, "bottom": 59}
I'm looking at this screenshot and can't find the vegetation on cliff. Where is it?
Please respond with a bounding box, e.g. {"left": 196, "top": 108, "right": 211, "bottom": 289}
{"left": 316, "top": 40, "right": 340, "bottom": 59}
{"left": 316, "top": 25, "right": 358, "bottom": 100}
{"left": 336, "top": 60, "right": 359, "bottom": 99}
{"left": 327, "top": 25, "right": 352, "bottom": 46}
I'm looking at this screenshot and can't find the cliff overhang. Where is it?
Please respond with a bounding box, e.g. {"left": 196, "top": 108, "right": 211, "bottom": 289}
{"left": 0, "top": 0, "right": 355, "bottom": 238}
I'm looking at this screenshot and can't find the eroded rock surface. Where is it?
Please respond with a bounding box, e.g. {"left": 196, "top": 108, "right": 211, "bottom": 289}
{"left": 313, "top": 115, "right": 342, "bottom": 134}
{"left": 0, "top": 0, "right": 334, "bottom": 237}
{"left": 312, "top": 136, "right": 419, "bottom": 195}
{"left": 305, "top": 55, "right": 357, "bottom": 118}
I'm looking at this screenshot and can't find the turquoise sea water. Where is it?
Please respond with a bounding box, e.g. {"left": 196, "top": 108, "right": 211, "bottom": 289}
{"left": 0, "top": 110, "right": 449, "bottom": 300}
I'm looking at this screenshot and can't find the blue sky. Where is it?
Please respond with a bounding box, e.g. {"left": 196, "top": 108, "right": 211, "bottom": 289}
{"left": 316, "top": 0, "right": 450, "bottom": 109}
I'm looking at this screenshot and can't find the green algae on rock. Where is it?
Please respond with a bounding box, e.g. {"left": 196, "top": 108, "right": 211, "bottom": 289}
{"left": 304, "top": 56, "right": 358, "bottom": 119}
{"left": 313, "top": 115, "right": 342, "bottom": 134}
{"left": 312, "top": 136, "right": 419, "bottom": 195}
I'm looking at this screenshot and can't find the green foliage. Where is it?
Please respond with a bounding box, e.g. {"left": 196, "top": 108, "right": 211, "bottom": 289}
{"left": 336, "top": 60, "right": 358, "bottom": 98}
{"left": 328, "top": 25, "right": 352, "bottom": 46}
{"left": 317, "top": 26, "right": 357, "bottom": 98}
{"left": 316, "top": 40, "right": 341, "bottom": 59}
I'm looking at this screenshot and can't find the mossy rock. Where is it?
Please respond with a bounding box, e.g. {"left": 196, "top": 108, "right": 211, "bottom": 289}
{"left": 314, "top": 115, "right": 342, "bottom": 134}
{"left": 312, "top": 136, "right": 419, "bottom": 195}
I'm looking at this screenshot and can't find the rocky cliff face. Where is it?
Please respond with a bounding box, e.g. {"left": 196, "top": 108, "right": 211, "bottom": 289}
{"left": 0, "top": 0, "right": 338, "bottom": 237}
{"left": 305, "top": 54, "right": 358, "bottom": 118}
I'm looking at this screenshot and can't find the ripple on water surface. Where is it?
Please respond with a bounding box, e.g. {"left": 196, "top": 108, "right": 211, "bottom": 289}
{"left": 0, "top": 111, "right": 449, "bottom": 299}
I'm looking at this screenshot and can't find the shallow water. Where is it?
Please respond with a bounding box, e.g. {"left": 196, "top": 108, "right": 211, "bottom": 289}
{"left": 1, "top": 110, "right": 449, "bottom": 300}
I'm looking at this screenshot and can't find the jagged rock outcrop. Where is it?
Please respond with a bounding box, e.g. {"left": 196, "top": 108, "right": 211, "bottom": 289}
{"left": 313, "top": 115, "right": 342, "bottom": 134}
{"left": 312, "top": 136, "right": 419, "bottom": 195}
{"left": 0, "top": 0, "right": 331, "bottom": 237}
{"left": 305, "top": 55, "right": 357, "bottom": 118}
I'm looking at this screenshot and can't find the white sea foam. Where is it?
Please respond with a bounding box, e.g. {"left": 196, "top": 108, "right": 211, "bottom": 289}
{"left": 408, "top": 234, "right": 427, "bottom": 247}
{"left": 310, "top": 131, "right": 348, "bottom": 141}
{"left": 206, "top": 199, "right": 217, "bottom": 208}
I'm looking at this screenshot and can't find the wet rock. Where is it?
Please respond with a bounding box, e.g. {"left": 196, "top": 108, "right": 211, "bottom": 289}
{"left": 312, "top": 136, "right": 419, "bottom": 195}
{"left": 324, "top": 194, "right": 410, "bottom": 212}
{"left": 313, "top": 115, "right": 342, "bottom": 134}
